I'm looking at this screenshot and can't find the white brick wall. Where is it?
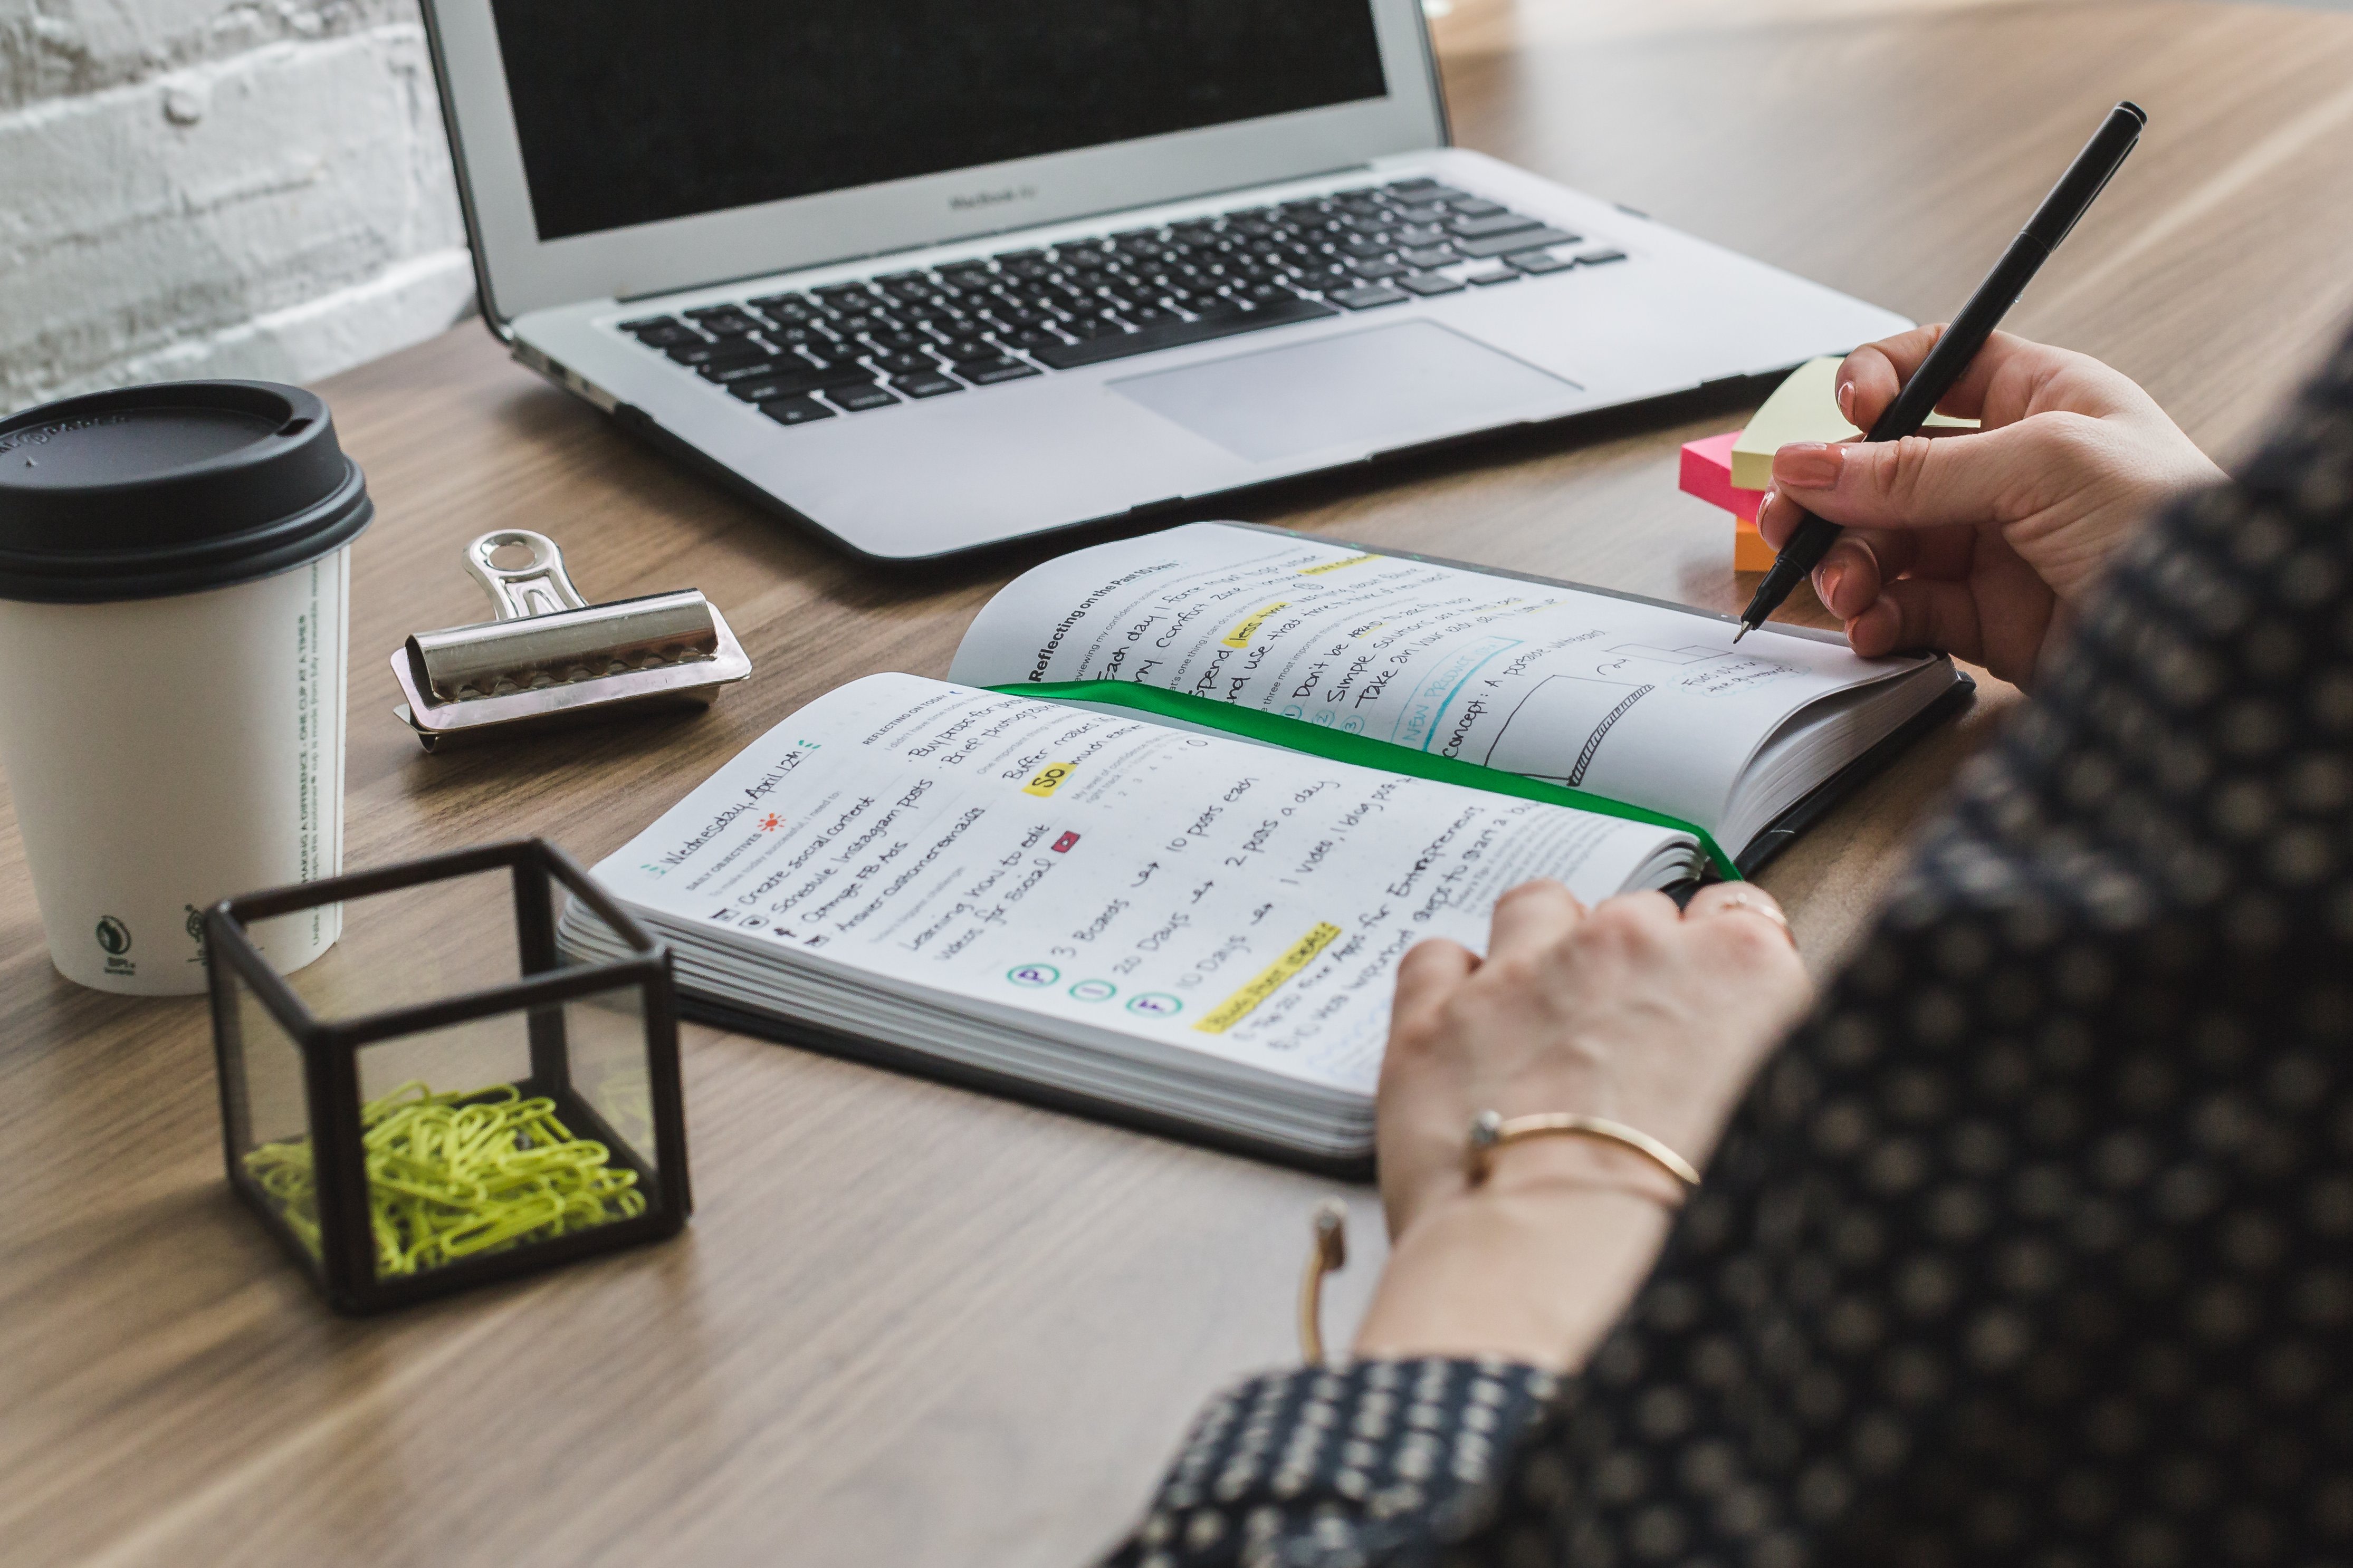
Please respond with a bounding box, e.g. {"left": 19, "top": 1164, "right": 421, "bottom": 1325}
{"left": 0, "top": 0, "right": 475, "bottom": 414}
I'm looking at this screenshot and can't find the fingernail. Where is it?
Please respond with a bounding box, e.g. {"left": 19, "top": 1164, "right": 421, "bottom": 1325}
{"left": 1820, "top": 566, "right": 1845, "bottom": 603}
{"left": 1773, "top": 441, "right": 1844, "bottom": 488}
{"left": 1837, "top": 380, "right": 1856, "bottom": 422}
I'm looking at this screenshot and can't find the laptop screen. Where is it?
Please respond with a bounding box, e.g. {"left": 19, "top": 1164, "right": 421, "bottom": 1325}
{"left": 490, "top": 1, "right": 1393, "bottom": 244}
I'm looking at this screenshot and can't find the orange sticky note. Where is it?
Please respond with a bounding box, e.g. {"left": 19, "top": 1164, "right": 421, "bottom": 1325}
{"left": 1734, "top": 516, "right": 1776, "bottom": 571}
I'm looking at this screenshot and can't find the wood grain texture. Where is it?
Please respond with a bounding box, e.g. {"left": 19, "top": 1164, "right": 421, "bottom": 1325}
{"left": 7, "top": 3, "right": 2351, "bottom": 1563}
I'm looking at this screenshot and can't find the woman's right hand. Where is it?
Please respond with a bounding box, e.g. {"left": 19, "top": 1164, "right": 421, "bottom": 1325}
{"left": 1755, "top": 327, "right": 2224, "bottom": 687}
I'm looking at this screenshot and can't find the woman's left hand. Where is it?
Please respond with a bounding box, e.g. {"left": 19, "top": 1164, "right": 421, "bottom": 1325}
{"left": 1352, "top": 880, "right": 1812, "bottom": 1367}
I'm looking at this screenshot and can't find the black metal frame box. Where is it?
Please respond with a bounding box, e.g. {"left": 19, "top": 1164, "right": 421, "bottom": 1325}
{"left": 204, "top": 838, "right": 691, "bottom": 1314}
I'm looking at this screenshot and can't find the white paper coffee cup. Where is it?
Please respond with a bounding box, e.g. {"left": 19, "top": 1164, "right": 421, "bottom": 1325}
{"left": 0, "top": 382, "right": 372, "bottom": 995}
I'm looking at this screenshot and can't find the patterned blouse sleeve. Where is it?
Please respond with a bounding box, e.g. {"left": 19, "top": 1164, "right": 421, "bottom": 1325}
{"left": 1102, "top": 320, "right": 2353, "bottom": 1568}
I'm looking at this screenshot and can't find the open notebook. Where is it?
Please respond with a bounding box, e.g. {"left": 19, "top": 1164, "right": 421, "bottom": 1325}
{"left": 561, "top": 523, "right": 1968, "bottom": 1169}
{"left": 950, "top": 522, "right": 1969, "bottom": 870}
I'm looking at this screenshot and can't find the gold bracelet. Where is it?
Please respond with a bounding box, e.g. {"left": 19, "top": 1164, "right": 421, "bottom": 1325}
{"left": 1464, "top": 1109, "right": 1701, "bottom": 1196}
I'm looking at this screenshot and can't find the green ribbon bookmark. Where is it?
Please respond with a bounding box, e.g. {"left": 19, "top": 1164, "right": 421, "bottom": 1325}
{"left": 993, "top": 680, "right": 1738, "bottom": 880}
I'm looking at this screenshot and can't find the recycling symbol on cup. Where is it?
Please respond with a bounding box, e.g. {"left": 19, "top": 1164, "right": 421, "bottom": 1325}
{"left": 95, "top": 916, "right": 132, "bottom": 956}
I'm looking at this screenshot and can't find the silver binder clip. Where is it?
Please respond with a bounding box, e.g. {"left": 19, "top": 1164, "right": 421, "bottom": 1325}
{"left": 391, "top": 530, "right": 753, "bottom": 751}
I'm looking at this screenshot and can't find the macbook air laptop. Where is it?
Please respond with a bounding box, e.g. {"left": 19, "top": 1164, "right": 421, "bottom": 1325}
{"left": 421, "top": 0, "right": 1909, "bottom": 561}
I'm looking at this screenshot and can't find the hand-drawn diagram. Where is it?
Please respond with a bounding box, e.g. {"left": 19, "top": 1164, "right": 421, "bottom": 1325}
{"left": 1482, "top": 674, "right": 1652, "bottom": 786}
{"left": 1481, "top": 646, "right": 1794, "bottom": 785}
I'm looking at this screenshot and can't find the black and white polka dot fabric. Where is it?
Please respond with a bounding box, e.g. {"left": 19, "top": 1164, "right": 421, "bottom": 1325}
{"left": 1104, "top": 322, "right": 2353, "bottom": 1568}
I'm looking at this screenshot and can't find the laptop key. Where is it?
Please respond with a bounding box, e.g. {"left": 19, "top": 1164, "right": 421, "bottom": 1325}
{"left": 1029, "top": 295, "right": 1337, "bottom": 369}
{"left": 685, "top": 310, "right": 763, "bottom": 336}
{"left": 1512, "top": 251, "right": 1574, "bottom": 274}
{"left": 827, "top": 383, "right": 901, "bottom": 412}
{"left": 1349, "top": 258, "right": 1408, "bottom": 281}
{"left": 1399, "top": 272, "right": 1467, "bottom": 296}
{"left": 701, "top": 357, "right": 788, "bottom": 384}
{"left": 872, "top": 351, "right": 933, "bottom": 376}
{"left": 1449, "top": 211, "right": 1542, "bottom": 239}
{"left": 620, "top": 314, "right": 684, "bottom": 333}
{"left": 1328, "top": 284, "right": 1410, "bottom": 310}
{"left": 935, "top": 336, "right": 994, "bottom": 362}
{"left": 893, "top": 372, "right": 964, "bottom": 398}
{"left": 954, "top": 355, "right": 1044, "bottom": 385}
{"left": 1455, "top": 226, "right": 1580, "bottom": 259}
{"left": 667, "top": 340, "right": 760, "bottom": 368}
{"left": 759, "top": 396, "right": 836, "bottom": 426}
{"left": 726, "top": 364, "right": 874, "bottom": 400}
{"left": 1574, "top": 247, "right": 1629, "bottom": 265}
{"left": 1465, "top": 266, "right": 1522, "bottom": 286}
{"left": 1398, "top": 246, "right": 1459, "bottom": 269}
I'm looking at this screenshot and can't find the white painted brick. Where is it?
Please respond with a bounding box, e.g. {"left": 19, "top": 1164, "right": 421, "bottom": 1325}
{"left": 106, "top": 242, "right": 474, "bottom": 388}
{"left": 1, "top": 0, "right": 418, "bottom": 115}
{"left": 1, "top": 2, "right": 475, "bottom": 414}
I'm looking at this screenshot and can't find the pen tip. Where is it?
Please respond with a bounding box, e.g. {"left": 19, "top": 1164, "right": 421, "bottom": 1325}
{"left": 1731, "top": 622, "right": 1749, "bottom": 644}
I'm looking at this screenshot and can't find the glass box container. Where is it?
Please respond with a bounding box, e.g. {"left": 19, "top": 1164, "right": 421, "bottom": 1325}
{"left": 205, "top": 838, "right": 690, "bottom": 1313}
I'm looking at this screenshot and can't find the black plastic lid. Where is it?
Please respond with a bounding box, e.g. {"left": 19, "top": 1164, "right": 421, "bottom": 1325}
{"left": 0, "top": 381, "right": 373, "bottom": 603}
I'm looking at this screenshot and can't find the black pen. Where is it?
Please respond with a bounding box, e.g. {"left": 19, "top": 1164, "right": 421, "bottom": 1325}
{"left": 1732, "top": 100, "right": 2148, "bottom": 643}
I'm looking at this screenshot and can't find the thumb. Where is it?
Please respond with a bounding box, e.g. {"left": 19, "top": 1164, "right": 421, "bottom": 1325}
{"left": 1771, "top": 424, "right": 2051, "bottom": 533}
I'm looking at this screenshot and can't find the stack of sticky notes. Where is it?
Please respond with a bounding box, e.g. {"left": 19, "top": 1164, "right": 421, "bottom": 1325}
{"left": 1680, "top": 429, "right": 1773, "bottom": 568}
{"left": 1681, "top": 356, "right": 1974, "bottom": 571}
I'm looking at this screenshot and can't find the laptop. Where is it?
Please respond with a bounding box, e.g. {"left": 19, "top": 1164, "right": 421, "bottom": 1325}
{"left": 420, "top": 0, "right": 1909, "bottom": 562}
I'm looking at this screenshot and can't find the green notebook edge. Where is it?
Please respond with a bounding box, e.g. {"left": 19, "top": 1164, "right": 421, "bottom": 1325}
{"left": 993, "top": 678, "right": 1740, "bottom": 880}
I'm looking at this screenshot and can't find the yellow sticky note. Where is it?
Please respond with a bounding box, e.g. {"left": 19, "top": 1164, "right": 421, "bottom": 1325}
{"left": 1729, "top": 357, "right": 1977, "bottom": 492}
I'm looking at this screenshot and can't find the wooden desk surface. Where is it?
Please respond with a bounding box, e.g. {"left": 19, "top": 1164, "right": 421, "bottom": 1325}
{"left": 11, "top": 4, "right": 2353, "bottom": 1563}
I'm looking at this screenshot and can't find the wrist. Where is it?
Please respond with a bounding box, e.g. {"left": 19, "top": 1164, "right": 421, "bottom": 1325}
{"left": 1354, "top": 1139, "right": 1682, "bottom": 1369}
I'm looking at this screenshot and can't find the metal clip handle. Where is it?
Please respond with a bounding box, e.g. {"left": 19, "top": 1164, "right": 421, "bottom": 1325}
{"left": 464, "top": 530, "right": 588, "bottom": 622}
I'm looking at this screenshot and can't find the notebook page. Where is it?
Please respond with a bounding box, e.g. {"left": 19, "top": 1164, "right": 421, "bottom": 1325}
{"left": 587, "top": 674, "right": 1694, "bottom": 1095}
{"left": 950, "top": 522, "right": 1937, "bottom": 843}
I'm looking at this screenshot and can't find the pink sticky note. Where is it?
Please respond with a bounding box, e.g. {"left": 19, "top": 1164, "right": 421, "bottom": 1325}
{"left": 1679, "top": 430, "right": 1765, "bottom": 521}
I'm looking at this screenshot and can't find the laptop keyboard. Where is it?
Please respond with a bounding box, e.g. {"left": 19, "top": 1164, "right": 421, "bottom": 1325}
{"left": 614, "top": 177, "right": 1627, "bottom": 428}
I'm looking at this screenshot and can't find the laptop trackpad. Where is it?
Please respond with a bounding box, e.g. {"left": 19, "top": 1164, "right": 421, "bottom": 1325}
{"left": 1107, "top": 319, "right": 1576, "bottom": 464}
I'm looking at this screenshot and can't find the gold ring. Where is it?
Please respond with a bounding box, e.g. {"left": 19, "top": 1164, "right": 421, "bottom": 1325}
{"left": 1711, "top": 891, "right": 1796, "bottom": 946}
